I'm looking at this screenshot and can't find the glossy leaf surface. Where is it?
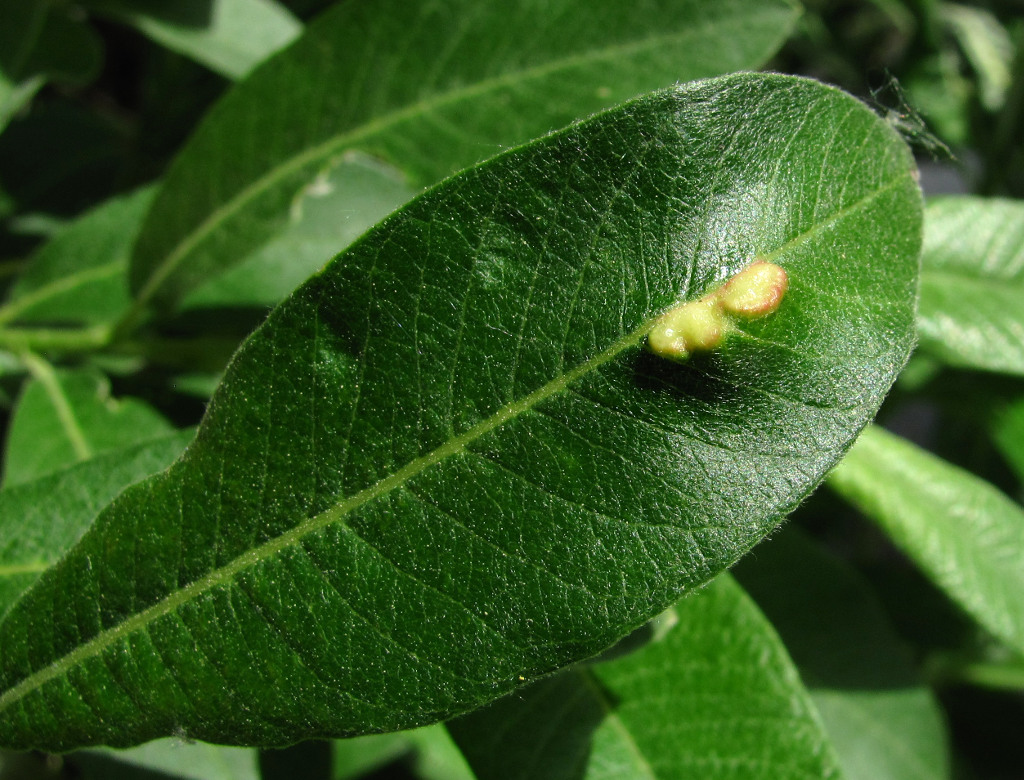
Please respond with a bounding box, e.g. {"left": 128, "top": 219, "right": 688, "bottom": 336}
{"left": 918, "top": 196, "right": 1024, "bottom": 375}
{"left": 830, "top": 424, "right": 1024, "bottom": 656}
{"left": 0, "top": 74, "right": 921, "bottom": 751}
{"left": 450, "top": 575, "right": 842, "bottom": 779}
{"left": 127, "top": 0, "right": 799, "bottom": 311}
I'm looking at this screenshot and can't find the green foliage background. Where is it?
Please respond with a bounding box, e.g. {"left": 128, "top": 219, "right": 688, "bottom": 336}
{"left": 0, "top": 0, "right": 1022, "bottom": 777}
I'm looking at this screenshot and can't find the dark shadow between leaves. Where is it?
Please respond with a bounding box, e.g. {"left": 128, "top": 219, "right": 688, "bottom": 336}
{"left": 261, "top": 739, "right": 332, "bottom": 780}
{"left": 104, "top": 0, "right": 214, "bottom": 29}
{"left": 447, "top": 669, "right": 615, "bottom": 780}
{"left": 734, "top": 523, "right": 930, "bottom": 691}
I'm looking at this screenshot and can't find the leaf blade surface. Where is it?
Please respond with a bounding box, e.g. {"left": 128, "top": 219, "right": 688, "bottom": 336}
{"left": 0, "top": 186, "right": 154, "bottom": 328}
{"left": 830, "top": 424, "right": 1024, "bottom": 657}
{"left": 3, "top": 366, "right": 174, "bottom": 486}
{"left": 917, "top": 196, "right": 1024, "bottom": 375}
{"left": 0, "top": 430, "right": 195, "bottom": 616}
{"left": 0, "top": 74, "right": 921, "bottom": 751}
{"left": 450, "top": 575, "right": 842, "bottom": 780}
{"left": 127, "top": 0, "right": 800, "bottom": 310}
{"left": 736, "top": 527, "right": 951, "bottom": 780}
{"left": 85, "top": 0, "right": 302, "bottom": 80}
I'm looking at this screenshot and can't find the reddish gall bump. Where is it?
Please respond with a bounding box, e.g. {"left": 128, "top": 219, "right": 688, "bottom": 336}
{"left": 717, "top": 260, "right": 789, "bottom": 318}
{"left": 647, "top": 259, "right": 788, "bottom": 361}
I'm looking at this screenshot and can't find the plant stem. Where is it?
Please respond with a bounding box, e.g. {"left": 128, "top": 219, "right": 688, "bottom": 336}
{"left": 925, "top": 651, "right": 1024, "bottom": 692}
{"left": 954, "top": 661, "right": 1024, "bottom": 692}
{"left": 0, "top": 324, "right": 112, "bottom": 354}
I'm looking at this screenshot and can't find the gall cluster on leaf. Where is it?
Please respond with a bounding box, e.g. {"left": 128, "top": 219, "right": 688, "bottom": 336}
{"left": 647, "top": 260, "right": 788, "bottom": 361}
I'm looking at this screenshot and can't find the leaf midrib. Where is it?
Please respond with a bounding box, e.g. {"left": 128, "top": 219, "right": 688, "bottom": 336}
{"left": 0, "top": 170, "right": 911, "bottom": 715}
{"left": 128, "top": 6, "right": 789, "bottom": 311}
{"left": 20, "top": 354, "right": 92, "bottom": 462}
{"left": 0, "top": 262, "right": 123, "bottom": 326}
{"left": 0, "top": 317, "right": 652, "bottom": 713}
{"left": 0, "top": 562, "right": 50, "bottom": 578}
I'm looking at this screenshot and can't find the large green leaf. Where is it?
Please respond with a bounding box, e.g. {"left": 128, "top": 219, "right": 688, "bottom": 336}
{"left": 0, "top": 74, "right": 920, "bottom": 751}
{"left": 0, "top": 430, "right": 194, "bottom": 616}
{"left": 830, "top": 424, "right": 1024, "bottom": 657}
{"left": 736, "top": 527, "right": 950, "bottom": 780}
{"left": 917, "top": 197, "right": 1024, "bottom": 375}
{"left": 126, "top": 0, "right": 799, "bottom": 313}
{"left": 449, "top": 574, "right": 842, "bottom": 779}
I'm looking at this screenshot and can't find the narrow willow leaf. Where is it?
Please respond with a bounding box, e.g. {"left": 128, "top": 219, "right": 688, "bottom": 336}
{"left": 830, "top": 425, "right": 1024, "bottom": 657}
{"left": 450, "top": 574, "right": 842, "bottom": 780}
{"left": 3, "top": 366, "right": 174, "bottom": 486}
{"left": 0, "top": 74, "right": 921, "bottom": 751}
{"left": 918, "top": 197, "right": 1024, "bottom": 375}
{"left": 0, "top": 431, "right": 194, "bottom": 615}
{"left": 127, "top": 0, "right": 799, "bottom": 312}
{"left": 0, "top": 187, "right": 154, "bottom": 327}
{"left": 736, "top": 528, "right": 951, "bottom": 780}
{"left": 85, "top": 0, "right": 302, "bottom": 80}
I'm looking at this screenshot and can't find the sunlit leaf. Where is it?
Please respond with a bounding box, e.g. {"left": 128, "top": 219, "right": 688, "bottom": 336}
{"left": 0, "top": 74, "right": 920, "bottom": 751}
{"left": 830, "top": 424, "right": 1024, "bottom": 657}
{"left": 918, "top": 197, "right": 1024, "bottom": 375}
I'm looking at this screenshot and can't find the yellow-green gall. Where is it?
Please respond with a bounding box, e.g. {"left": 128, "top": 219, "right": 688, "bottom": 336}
{"left": 717, "top": 260, "right": 788, "bottom": 318}
{"left": 646, "top": 297, "right": 728, "bottom": 360}
{"left": 647, "top": 259, "right": 788, "bottom": 361}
